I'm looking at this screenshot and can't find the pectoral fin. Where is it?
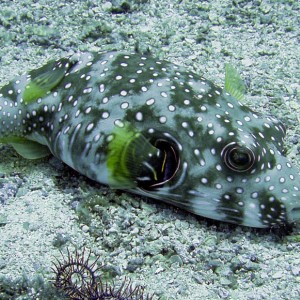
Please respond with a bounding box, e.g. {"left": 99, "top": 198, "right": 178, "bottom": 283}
{"left": 0, "top": 136, "right": 51, "bottom": 159}
{"left": 107, "top": 123, "right": 159, "bottom": 189}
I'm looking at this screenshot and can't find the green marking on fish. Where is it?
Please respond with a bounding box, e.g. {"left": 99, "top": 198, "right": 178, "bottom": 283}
{"left": 23, "top": 58, "right": 72, "bottom": 104}
{"left": 1, "top": 50, "right": 300, "bottom": 228}
{"left": 107, "top": 122, "right": 160, "bottom": 188}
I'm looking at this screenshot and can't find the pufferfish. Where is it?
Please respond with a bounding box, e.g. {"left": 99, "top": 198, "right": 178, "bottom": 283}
{"left": 0, "top": 51, "right": 300, "bottom": 228}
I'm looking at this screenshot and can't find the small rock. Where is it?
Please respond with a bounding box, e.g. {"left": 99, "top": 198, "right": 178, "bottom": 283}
{"left": 272, "top": 271, "right": 284, "bottom": 279}
{"left": 126, "top": 258, "right": 144, "bottom": 272}
{"left": 52, "top": 233, "right": 71, "bottom": 248}
{"left": 16, "top": 187, "right": 28, "bottom": 197}
{"left": 81, "top": 224, "right": 90, "bottom": 233}
{"left": 155, "top": 267, "right": 164, "bottom": 274}
{"left": 102, "top": 2, "right": 113, "bottom": 11}
{"left": 170, "top": 255, "right": 183, "bottom": 266}
{"left": 291, "top": 266, "right": 300, "bottom": 276}
{"left": 242, "top": 58, "right": 253, "bottom": 67}
{"left": 218, "top": 287, "right": 230, "bottom": 299}
{"left": 220, "top": 277, "right": 233, "bottom": 286}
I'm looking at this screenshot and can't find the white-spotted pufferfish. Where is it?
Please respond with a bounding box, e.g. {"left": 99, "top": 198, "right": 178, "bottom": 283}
{"left": 0, "top": 51, "right": 300, "bottom": 228}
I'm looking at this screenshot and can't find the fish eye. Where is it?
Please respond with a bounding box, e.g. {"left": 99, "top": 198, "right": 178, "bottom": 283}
{"left": 222, "top": 142, "right": 255, "bottom": 172}
{"left": 137, "top": 138, "right": 180, "bottom": 190}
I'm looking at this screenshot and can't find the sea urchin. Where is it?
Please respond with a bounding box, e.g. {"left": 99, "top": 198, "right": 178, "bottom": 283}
{"left": 51, "top": 248, "right": 157, "bottom": 300}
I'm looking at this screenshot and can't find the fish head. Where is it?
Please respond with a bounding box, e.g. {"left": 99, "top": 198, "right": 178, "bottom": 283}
{"left": 97, "top": 52, "right": 300, "bottom": 228}
{"left": 126, "top": 93, "right": 300, "bottom": 228}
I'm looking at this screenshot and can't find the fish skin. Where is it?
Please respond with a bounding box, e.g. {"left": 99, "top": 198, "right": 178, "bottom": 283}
{"left": 1, "top": 51, "right": 300, "bottom": 228}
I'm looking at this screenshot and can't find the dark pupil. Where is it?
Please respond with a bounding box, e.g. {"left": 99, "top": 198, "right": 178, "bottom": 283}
{"left": 230, "top": 150, "right": 250, "bottom": 166}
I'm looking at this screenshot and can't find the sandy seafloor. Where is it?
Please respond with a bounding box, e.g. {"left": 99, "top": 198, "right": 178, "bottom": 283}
{"left": 0, "top": 0, "right": 300, "bottom": 299}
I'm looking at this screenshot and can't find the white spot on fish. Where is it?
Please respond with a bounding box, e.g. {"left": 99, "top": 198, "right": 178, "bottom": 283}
{"left": 85, "top": 107, "right": 91, "bottom": 114}
{"left": 64, "top": 126, "right": 70, "bottom": 134}
{"left": 58, "top": 103, "right": 63, "bottom": 112}
{"left": 215, "top": 183, "right": 222, "bottom": 189}
{"left": 194, "top": 149, "right": 200, "bottom": 156}
{"left": 83, "top": 87, "right": 92, "bottom": 94}
{"left": 93, "top": 133, "right": 101, "bottom": 142}
{"left": 99, "top": 84, "right": 105, "bottom": 93}
{"left": 146, "top": 98, "right": 155, "bottom": 106}
{"left": 236, "top": 187, "right": 244, "bottom": 194}
{"left": 216, "top": 164, "right": 222, "bottom": 171}
{"left": 201, "top": 178, "right": 208, "bottom": 184}
{"left": 168, "top": 105, "right": 175, "bottom": 112}
{"left": 136, "top": 112, "right": 143, "bottom": 121}
{"left": 159, "top": 116, "right": 167, "bottom": 124}
{"left": 102, "top": 97, "right": 109, "bottom": 104}
{"left": 102, "top": 112, "right": 109, "bottom": 119}
{"left": 114, "top": 119, "right": 124, "bottom": 127}
{"left": 121, "top": 102, "right": 129, "bottom": 109}
{"left": 86, "top": 123, "right": 94, "bottom": 132}
{"left": 188, "top": 130, "right": 194, "bottom": 137}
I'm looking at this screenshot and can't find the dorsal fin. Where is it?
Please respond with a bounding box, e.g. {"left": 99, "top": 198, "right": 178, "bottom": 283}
{"left": 225, "top": 63, "right": 246, "bottom": 101}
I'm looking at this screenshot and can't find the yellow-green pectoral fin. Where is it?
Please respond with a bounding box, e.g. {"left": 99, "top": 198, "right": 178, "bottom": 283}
{"left": 0, "top": 136, "right": 51, "bottom": 159}
{"left": 23, "top": 57, "right": 72, "bottom": 104}
{"left": 225, "top": 63, "right": 246, "bottom": 101}
{"left": 107, "top": 123, "right": 159, "bottom": 189}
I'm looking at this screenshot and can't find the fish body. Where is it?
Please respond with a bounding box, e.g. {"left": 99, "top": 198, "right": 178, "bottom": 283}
{"left": 1, "top": 51, "right": 300, "bottom": 228}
